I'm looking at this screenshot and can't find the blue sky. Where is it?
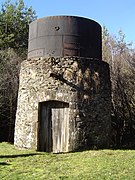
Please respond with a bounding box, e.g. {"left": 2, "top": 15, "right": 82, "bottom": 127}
{"left": 3, "top": 0, "right": 135, "bottom": 46}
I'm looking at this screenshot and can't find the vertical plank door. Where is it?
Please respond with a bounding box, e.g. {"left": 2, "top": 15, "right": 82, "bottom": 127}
{"left": 38, "top": 101, "right": 69, "bottom": 153}
{"left": 52, "top": 107, "right": 69, "bottom": 153}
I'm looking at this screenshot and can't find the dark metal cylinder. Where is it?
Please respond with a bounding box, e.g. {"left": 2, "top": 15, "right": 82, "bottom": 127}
{"left": 28, "top": 16, "right": 102, "bottom": 59}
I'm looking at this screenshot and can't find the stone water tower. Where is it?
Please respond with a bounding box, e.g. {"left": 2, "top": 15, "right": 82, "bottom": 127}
{"left": 14, "top": 16, "right": 111, "bottom": 153}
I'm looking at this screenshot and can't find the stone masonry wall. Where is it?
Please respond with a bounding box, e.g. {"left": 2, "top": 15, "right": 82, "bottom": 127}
{"left": 14, "top": 57, "right": 111, "bottom": 151}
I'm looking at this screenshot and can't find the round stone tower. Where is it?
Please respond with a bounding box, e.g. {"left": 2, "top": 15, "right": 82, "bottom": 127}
{"left": 14, "top": 16, "right": 111, "bottom": 153}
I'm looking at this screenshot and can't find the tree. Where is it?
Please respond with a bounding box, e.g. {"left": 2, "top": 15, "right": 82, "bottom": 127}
{"left": 0, "top": 0, "right": 37, "bottom": 142}
{"left": 102, "top": 27, "right": 135, "bottom": 148}
{"left": 0, "top": 49, "right": 21, "bottom": 142}
{"left": 0, "top": 0, "right": 36, "bottom": 54}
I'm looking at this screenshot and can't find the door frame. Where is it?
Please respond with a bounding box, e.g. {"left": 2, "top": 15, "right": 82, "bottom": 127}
{"left": 37, "top": 100, "right": 69, "bottom": 152}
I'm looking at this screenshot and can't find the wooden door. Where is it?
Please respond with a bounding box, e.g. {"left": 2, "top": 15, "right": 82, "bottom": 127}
{"left": 38, "top": 101, "right": 69, "bottom": 153}
{"left": 52, "top": 107, "right": 69, "bottom": 153}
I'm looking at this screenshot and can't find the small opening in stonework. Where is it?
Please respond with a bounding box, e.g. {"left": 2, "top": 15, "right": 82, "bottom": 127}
{"left": 50, "top": 72, "right": 57, "bottom": 78}
{"left": 38, "top": 100, "right": 69, "bottom": 153}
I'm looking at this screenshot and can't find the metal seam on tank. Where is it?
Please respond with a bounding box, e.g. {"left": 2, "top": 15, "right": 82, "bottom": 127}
{"left": 29, "top": 34, "right": 81, "bottom": 41}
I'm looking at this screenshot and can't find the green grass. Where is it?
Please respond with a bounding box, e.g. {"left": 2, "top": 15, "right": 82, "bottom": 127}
{"left": 0, "top": 142, "right": 135, "bottom": 179}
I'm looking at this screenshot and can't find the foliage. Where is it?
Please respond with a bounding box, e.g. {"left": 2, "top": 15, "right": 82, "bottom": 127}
{"left": 0, "top": 49, "right": 23, "bottom": 142}
{"left": 0, "top": 0, "right": 37, "bottom": 142}
{"left": 1, "top": 143, "right": 135, "bottom": 179}
{"left": 0, "top": 0, "right": 36, "bottom": 53}
{"left": 102, "top": 26, "right": 135, "bottom": 148}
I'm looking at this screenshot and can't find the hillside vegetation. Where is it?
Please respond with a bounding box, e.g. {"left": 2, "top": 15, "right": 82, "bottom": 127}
{"left": 0, "top": 142, "right": 135, "bottom": 179}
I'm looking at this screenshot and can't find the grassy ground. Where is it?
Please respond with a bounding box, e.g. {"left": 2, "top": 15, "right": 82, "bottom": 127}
{"left": 0, "top": 142, "right": 135, "bottom": 179}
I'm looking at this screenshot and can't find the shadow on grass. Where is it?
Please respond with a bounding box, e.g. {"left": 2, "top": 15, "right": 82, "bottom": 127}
{"left": 0, "top": 153, "right": 43, "bottom": 158}
{"left": 0, "top": 162, "right": 10, "bottom": 166}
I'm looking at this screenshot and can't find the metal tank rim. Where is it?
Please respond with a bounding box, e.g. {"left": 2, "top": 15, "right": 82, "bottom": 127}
{"left": 30, "top": 15, "right": 101, "bottom": 27}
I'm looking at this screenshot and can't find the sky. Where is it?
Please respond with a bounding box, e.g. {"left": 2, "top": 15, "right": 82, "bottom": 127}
{"left": 2, "top": 0, "right": 135, "bottom": 46}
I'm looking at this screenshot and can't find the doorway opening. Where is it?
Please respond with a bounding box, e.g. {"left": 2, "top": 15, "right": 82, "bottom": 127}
{"left": 38, "top": 100, "right": 69, "bottom": 153}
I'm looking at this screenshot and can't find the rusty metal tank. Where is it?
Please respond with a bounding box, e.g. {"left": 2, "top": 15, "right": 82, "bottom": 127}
{"left": 28, "top": 16, "right": 102, "bottom": 59}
